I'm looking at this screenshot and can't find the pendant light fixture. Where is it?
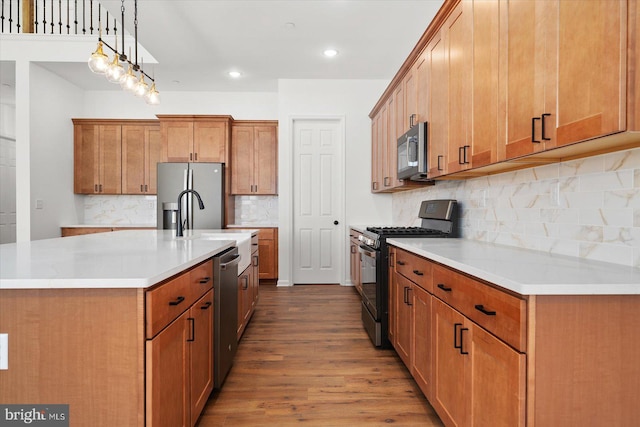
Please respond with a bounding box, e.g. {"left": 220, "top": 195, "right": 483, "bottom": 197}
{"left": 87, "top": 0, "right": 160, "bottom": 105}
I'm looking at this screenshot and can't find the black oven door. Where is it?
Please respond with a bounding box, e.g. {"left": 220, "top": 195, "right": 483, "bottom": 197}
{"left": 359, "top": 244, "right": 378, "bottom": 320}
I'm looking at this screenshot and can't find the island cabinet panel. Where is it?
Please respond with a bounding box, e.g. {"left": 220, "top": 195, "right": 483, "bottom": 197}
{"left": 0, "top": 288, "right": 146, "bottom": 426}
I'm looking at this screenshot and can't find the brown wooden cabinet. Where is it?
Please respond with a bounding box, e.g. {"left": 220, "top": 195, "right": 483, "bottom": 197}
{"left": 237, "top": 232, "right": 260, "bottom": 340}
{"left": 370, "top": 0, "right": 640, "bottom": 187}
{"left": 231, "top": 121, "right": 278, "bottom": 195}
{"left": 158, "top": 115, "right": 231, "bottom": 163}
{"left": 257, "top": 228, "right": 278, "bottom": 280}
{"left": 146, "top": 262, "right": 214, "bottom": 427}
{"left": 73, "top": 120, "right": 122, "bottom": 194}
{"left": 122, "top": 124, "right": 161, "bottom": 194}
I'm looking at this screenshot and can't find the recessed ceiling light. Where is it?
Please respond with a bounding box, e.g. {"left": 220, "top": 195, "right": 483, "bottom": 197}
{"left": 323, "top": 49, "right": 339, "bottom": 58}
{"left": 228, "top": 71, "right": 242, "bottom": 78}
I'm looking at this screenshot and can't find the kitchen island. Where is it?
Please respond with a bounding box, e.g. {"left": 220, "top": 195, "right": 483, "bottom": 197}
{"left": 386, "top": 238, "right": 640, "bottom": 427}
{"left": 0, "top": 230, "right": 237, "bottom": 426}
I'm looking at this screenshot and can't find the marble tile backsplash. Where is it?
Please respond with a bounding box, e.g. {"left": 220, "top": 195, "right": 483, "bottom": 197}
{"left": 234, "top": 195, "right": 279, "bottom": 225}
{"left": 392, "top": 147, "right": 640, "bottom": 268}
{"left": 83, "top": 195, "right": 157, "bottom": 225}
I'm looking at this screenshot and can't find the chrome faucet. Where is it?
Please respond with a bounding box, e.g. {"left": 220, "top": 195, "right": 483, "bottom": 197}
{"left": 176, "top": 189, "right": 205, "bottom": 237}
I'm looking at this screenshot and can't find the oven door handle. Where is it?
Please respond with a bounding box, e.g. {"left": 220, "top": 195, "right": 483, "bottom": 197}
{"left": 358, "top": 245, "right": 377, "bottom": 259}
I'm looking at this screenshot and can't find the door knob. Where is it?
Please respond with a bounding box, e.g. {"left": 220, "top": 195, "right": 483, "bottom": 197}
{"left": 334, "top": 221, "right": 339, "bottom": 225}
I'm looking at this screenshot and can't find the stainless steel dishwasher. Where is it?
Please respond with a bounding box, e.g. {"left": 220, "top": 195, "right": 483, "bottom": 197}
{"left": 213, "top": 246, "right": 240, "bottom": 389}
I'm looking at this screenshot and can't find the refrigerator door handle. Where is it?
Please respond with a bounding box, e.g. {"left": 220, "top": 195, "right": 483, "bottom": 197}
{"left": 187, "top": 168, "right": 194, "bottom": 230}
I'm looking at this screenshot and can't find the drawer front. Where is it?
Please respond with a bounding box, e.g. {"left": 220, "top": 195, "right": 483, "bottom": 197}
{"left": 251, "top": 234, "right": 259, "bottom": 254}
{"left": 395, "top": 248, "right": 433, "bottom": 293}
{"left": 146, "top": 272, "right": 194, "bottom": 339}
{"left": 433, "top": 264, "right": 526, "bottom": 352}
{"left": 258, "top": 228, "right": 275, "bottom": 240}
{"left": 189, "top": 259, "right": 214, "bottom": 301}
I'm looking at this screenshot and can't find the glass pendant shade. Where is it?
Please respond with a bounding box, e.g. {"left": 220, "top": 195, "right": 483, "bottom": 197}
{"left": 134, "top": 73, "right": 149, "bottom": 97}
{"left": 106, "top": 55, "right": 126, "bottom": 83}
{"left": 120, "top": 65, "right": 138, "bottom": 92}
{"left": 145, "top": 82, "right": 160, "bottom": 105}
{"left": 88, "top": 42, "right": 109, "bottom": 74}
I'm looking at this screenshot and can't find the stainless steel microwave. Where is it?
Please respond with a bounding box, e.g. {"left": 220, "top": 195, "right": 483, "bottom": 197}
{"left": 397, "top": 122, "right": 430, "bottom": 181}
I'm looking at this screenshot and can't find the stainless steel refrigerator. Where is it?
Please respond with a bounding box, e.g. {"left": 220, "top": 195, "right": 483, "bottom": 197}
{"left": 156, "top": 162, "right": 225, "bottom": 230}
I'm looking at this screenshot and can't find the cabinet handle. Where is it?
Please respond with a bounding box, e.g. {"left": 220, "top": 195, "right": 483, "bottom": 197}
{"left": 410, "top": 113, "right": 417, "bottom": 128}
{"left": 94, "top": 184, "right": 98, "bottom": 192}
{"left": 253, "top": 255, "right": 259, "bottom": 267}
{"left": 145, "top": 184, "right": 148, "bottom": 192}
{"left": 475, "top": 304, "right": 497, "bottom": 316}
{"left": 437, "top": 283, "right": 452, "bottom": 292}
{"left": 200, "top": 301, "right": 212, "bottom": 310}
{"left": 169, "top": 296, "right": 185, "bottom": 306}
{"left": 458, "top": 146, "right": 465, "bottom": 165}
{"left": 463, "top": 145, "right": 470, "bottom": 164}
{"left": 372, "top": 182, "right": 379, "bottom": 191}
{"left": 194, "top": 153, "right": 198, "bottom": 161}
{"left": 531, "top": 117, "right": 541, "bottom": 143}
{"left": 403, "top": 286, "right": 409, "bottom": 304}
{"left": 397, "top": 260, "right": 406, "bottom": 266}
{"left": 541, "top": 113, "right": 551, "bottom": 141}
{"left": 187, "top": 318, "right": 195, "bottom": 342}
{"left": 242, "top": 276, "right": 249, "bottom": 290}
{"left": 99, "top": 184, "right": 103, "bottom": 192}
{"left": 199, "top": 277, "right": 211, "bottom": 284}
{"left": 437, "top": 155, "right": 443, "bottom": 171}
{"left": 454, "top": 323, "right": 463, "bottom": 350}
{"left": 389, "top": 252, "right": 395, "bottom": 267}
{"left": 384, "top": 176, "right": 390, "bottom": 187}
{"left": 412, "top": 269, "right": 424, "bottom": 276}
{"left": 406, "top": 287, "right": 412, "bottom": 306}
{"left": 140, "top": 184, "right": 144, "bottom": 192}
{"left": 460, "top": 327, "right": 469, "bottom": 355}
{"left": 351, "top": 245, "right": 357, "bottom": 254}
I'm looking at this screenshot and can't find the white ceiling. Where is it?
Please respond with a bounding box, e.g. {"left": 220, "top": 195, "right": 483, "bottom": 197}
{"left": 2, "top": 0, "right": 444, "bottom": 93}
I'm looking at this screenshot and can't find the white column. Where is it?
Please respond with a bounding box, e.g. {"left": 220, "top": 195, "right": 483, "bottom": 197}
{"left": 15, "top": 60, "right": 30, "bottom": 242}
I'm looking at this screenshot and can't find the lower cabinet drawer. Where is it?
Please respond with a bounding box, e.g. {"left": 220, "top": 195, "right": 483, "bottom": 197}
{"left": 433, "top": 264, "right": 526, "bottom": 351}
{"left": 395, "top": 248, "right": 433, "bottom": 293}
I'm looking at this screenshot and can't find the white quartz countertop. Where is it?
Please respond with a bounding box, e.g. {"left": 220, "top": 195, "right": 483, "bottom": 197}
{"left": 387, "top": 238, "right": 640, "bottom": 296}
{"left": 61, "top": 224, "right": 156, "bottom": 228}
{"left": 0, "top": 230, "right": 240, "bottom": 290}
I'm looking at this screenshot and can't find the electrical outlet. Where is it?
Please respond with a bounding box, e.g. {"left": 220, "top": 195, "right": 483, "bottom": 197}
{"left": 148, "top": 200, "right": 155, "bottom": 209}
{"left": 0, "top": 333, "right": 7, "bottom": 370}
{"left": 35, "top": 199, "right": 43, "bottom": 209}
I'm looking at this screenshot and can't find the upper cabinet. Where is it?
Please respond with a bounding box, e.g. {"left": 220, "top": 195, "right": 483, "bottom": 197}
{"left": 501, "top": 0, "right": 627, "bottom": 161}
{"left": 74, "top": 121, "right": 122, "bottom": 194}
{"left": 231, "top": 121, "right": 278, "bottom": 195}
{"left": 158, "top": 115, "right": 232, "bottom": 163}
{"left": 369, "top": 0, "right": 639, "bottom": 189}
{"left": 122, "top": 124, "right": 161, "bottom": 194}
{"left": 74, "top": 119, "right": 160, "bottom": 195}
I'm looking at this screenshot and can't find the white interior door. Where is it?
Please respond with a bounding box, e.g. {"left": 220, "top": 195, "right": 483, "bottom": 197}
{"left": 292, "top": 118, "right": 344, "bottom": 284}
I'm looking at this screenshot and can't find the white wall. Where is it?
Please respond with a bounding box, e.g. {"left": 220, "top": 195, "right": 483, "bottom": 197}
{"left": 29, "top": 63, "right": 84, "bottom": 240}
{"left": 277, "top": 79, "right": 393, "bottom": 286}
{"left": 82, "top": 90, "right": 278, "bottom": 120}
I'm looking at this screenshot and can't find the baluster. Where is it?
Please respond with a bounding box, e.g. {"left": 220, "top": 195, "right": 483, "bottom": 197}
{"left": 50, "top": 0, "right": 53, "bottom": 33}
{"left": 58, "top": 0, "right": 61, "bottom": 33}
{"left": 89, "top": 0, "right": 92, "bottom": 34}
{"left": 34, "top": 0, "right": 37, "bottom": 33}
{"left": 73, "top": 0, "right": 77, "bottom": 33}
{"left": 1, "top": 0, "right": 5, "bottom": 34}
{"left": 42, "top": 0, "right": 46, "bottom": 33}
{"left": 66, "top": 0, "right": 69, "bottom": 33}
{"left": 8, "top": 0, "right": 12, "bottom": 33}
{"left": 82, "top": 0, "right": 85, "bottom": 33}
{"left": 16, "top": 0, "right": 20, "bottom": 33}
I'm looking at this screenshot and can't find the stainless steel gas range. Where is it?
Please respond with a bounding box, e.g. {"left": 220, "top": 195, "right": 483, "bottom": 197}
{"left": 358, "top": 199, "right": 458, "bottom": 348}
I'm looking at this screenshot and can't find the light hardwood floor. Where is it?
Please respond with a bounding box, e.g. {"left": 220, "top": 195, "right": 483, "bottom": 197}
{"left": 196, "top": 284, "right": 444, "bottom": 426}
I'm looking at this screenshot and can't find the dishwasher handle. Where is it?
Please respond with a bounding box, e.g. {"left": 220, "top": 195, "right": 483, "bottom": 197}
{"left": 220, "top": 254, "right": 241, "bottom": 270}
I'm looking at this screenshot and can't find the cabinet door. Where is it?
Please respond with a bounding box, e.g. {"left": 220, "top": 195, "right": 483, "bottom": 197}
{"left": 163, "top": 121, "right": 194, "bottom": 162}
{"left": 231, "top": 126, "right": 255, "bottom": 194}
{"left": 74, "top": 124, "right": 100, "bottom": 194}
{"left": 251, "top": 251, "right": 260, "bottom": 307}
{"left": 432, "top": 298, "right": 467, "bottom": 427}
{"left": 146, "top": 127, "right": 162, "bottom": 194}
{"left": 258, "top": 228, "right": 278, "bottom": 280}
{"left": 501, "top": 0, "right": 546, "bottom": 160}
{"left": 471, "top": 0, "right": 500, "bottom": 168}
{"left": 98, "top": 125, "right": 122, "bottom": 194}
{"left": 193, "top": 121, "right": 227, "bottom": 163}
{"left": 190, "top": 290, "right": 214, "bottom": 424}
{"left": 122, "top": 125, "right": 147, "bottom": 194}
{"left": 371, "top": 114, "right": 382, "bottom": 192}
{"left": 469, "top": 323, "right": 525, "bottom": 427}
{"left": 394, "top": 273, "right": 413, "bottom": 367}
{"left": 349, "top": 237, "right": 361, "bottom": 294}
{"left": 254, "top": 125, "right": 278, "bottom": 194}
{"left": 415, "top": 49, "right": 429, "bottom": 125}
{"left": 404, "top": 69, "right": 416, "bottom": 133}
{"left": 427, "top": 30, "right": 448, "bottom": 178}
{"left": 551, "top": 0, "right": 626, "bottom": 147}
{"left": 146, "top": 310, "right": 190, "bottom": 427}
{"left": 445, "top": 0, "right": 473, "bottom": 174}
{"left": 385, "top": 94, "right": 399, "bottom": 189}
{"left": 412, "top": 284, "right": 432, "bottom": 400}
